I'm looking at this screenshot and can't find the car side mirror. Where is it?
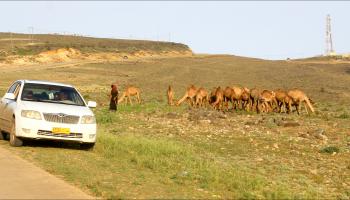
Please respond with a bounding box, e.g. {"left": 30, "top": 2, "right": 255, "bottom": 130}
{"left": 87, "top": 101, "right": 97, "bottom": 108}
{"left": 4, "top": 93, "right": 16, "bottom": 100}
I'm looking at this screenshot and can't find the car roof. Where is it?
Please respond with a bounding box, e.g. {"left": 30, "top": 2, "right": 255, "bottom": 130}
{"left": 21, "top": 80, "right": 74, "bottom": 88}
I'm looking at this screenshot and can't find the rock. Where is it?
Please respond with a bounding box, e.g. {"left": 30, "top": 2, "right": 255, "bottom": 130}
{"left": 309, "top": 169, "right": 318, "bottom": 175}
{"left": 245, "top": 121, "right": 256, "bottom": 126}
{"left": 267, "top": 118, "right": 275, "bottom": 124}
{"left": 282, "top": 121, "right": 300, "bottom": 127}
{"left": 315, "top": 133, "right": 328, "bottom": 141}
{"left": 199, "top": 119, "right": 211, "bottom": 124}
{"left": 273, "top": 118, "right": 282, "bottom": 125}
{"left": 299, "top": 132, "right": 310, "bottom": 138}
{"left": 177, "top": 170, "right": 189, "bottom": 177}
{"left": 308, "top": 129, "right": 328, "bottom": 141}
{"left": 276, "top": 121, "right": 284, "bottom": 126}
{"left": 166, "top": 112, "right": 179, "bottom": 119}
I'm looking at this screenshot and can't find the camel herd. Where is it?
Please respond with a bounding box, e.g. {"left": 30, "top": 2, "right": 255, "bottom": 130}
{"left": 168, "top": 85, "right": 315, "bottom": 115}
{"left": 116, "top": 84, "right": 315, "bottom": 115}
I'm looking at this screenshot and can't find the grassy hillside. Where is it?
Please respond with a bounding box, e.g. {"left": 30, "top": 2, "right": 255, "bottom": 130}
{"left": 0, "top": 32, "right": 192, "bottom": 57}
{"left": 0, "top": 55, "right": 349, "bottom": 199}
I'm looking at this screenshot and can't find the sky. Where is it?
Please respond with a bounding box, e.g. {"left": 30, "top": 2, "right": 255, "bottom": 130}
{"left": 1, "top": 1, "right": 349, "bottom": 60}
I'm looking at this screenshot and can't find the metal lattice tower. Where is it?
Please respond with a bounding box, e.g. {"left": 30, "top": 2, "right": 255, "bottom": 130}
{"left": 325, "top": 14, "right": 335, "bottom": 56}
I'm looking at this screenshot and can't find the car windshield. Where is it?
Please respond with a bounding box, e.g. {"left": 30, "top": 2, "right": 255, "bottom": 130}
{"left": 21, "top": 83, "right": 85, "bottom": 106}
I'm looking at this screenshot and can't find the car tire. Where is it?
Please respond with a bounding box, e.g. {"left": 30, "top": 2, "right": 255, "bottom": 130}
{"left": 80, "top": 143, "right": 95, "bottom": 150}
{"left": 9, "top": 121, "right": 23, "bottom": 147}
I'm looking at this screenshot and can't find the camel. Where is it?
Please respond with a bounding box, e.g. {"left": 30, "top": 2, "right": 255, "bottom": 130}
{"left": 274, "top": 89, "right": 288, "bottom": 113}
{"left": 249, "top": 88, "right": 261, "bottom": 113}
{"left": 195, "top": 87, "right": 209, "bottom": 108}
{"left": 231, "top": 86, "right": 244, "bottom": 110}
{"left": 241, "top": 89, "right": 251, "bottom": 111}
{"left": 212, "top": 87, "right": 224, "bottom": 111}
{"left": 223, "top": 86, "right": 235, "bottom": 110}
{"left": 259, "top": 90, "right": 277, "bottom": 113}
{"left": 287, "top": 89, "right": 315, "bottom": 114}
{"left": 167, "top": 85, "right": 174, "bottom": 106}
{"left": 118, "top": 86, "right": 141, "bottom": 105}
{"left": 176, "top": 85, "right": 197, "bottom": 106}
{"left": 209, "top": 87, "right": 218, "bottom": 105}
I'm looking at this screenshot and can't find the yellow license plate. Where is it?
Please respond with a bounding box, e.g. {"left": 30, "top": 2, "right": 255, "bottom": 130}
{"left": 52, "top": 127, "right": 70, "bottom": 134}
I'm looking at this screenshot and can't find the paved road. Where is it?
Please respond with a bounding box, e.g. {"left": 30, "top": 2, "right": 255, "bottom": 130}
{"left": 0, "top": 146, "right": 94, "bottom": 199}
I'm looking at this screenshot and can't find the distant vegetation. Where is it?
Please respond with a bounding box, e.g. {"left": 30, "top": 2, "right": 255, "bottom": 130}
{"left": 0, "top": 32, "right": 192, "bottom": 56}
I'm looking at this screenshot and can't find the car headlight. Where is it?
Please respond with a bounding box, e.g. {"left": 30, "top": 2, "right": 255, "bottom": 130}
{"left": 21, "top": 110, "right": 42, "bottom": 120}
{"left": 81, "top": 115, "right": 96, "bottom": 124}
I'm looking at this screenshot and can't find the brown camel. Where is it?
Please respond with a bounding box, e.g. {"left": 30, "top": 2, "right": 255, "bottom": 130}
{"left": 231, "top": 86, "right": 244, "bottom": 110}
{"left": 167, "top": 85, "right": 174, "bottom": 105}
{"left": 118, "top": 86, "right": 141, "bottom": 105}
{"left": 195, "top": 87, "right": 209, "bottom": 108}
{"left": 209, "top": 87, "right": 218, "bottom": 105}
{"left": 241, "top": 89, "right": 251, "bottom": 111}
{"left": 287, "top": 89, "right": 315, "bottom": 114}
{"left": 223, "top": 86, "right": 235, "bottom": 110}
{"left": 274, "top": 89, "right": 288, "bottom": 113}
{"left": 259, "top": 90, "right": 277, "bottom": 113}
{"left": 212, "top": 87, "right": 224, "bottom": 111}
{"left": 249, "top": 88, "right": 261, "bottom": 113}
{"left": 176, "top": 85, "right": 197, "bottom": 106}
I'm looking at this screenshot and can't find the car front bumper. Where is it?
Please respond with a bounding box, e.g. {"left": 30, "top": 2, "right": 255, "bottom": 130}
{"left": 15, "top": 117, "right": 97, "bottom": 143}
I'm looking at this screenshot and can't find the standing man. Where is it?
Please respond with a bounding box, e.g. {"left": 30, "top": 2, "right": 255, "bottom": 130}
{"left": 109, "top": 83, "right": 119, "bottom": 111}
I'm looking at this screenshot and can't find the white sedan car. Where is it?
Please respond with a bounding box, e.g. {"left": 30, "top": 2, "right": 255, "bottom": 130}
{"left": 0, "top": 80, "right": 97, "bottom": 149}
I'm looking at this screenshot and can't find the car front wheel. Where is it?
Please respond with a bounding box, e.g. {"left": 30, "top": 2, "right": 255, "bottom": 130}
{"left": 10, "top": 121, "right": 23, "bottom": 147}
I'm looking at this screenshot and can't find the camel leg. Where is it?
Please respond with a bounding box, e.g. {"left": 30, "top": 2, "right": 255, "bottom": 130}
{"left": 195, "top": 97, "right": 200, "bottom": 108}
{"left": 190, "top": 97, "right": 195, "bottom": 107}
{"left": 128, "top": 95, "right": 133, "bottom": 105}
{"left": 125, "top": 96, "right": 129, "bottom": 105}
{"left": 288, "top": 102, "right": 292, "bottom": 113}
{"left": 247, "top": 99, "right": 251, "bottom": 112}
{"left": 224, "top": 97, "right": 228, "bottom": 110}
{"left": 137, "top": 93, "right": 141, "bottom": 104}
{"left": 305, "top": 98, "right": 315, "bottom": 113}
{"left": 303, "top": 101, "right": 309, "bottom": 115}
{"left": 281, "top": 101, "right": 286, "bottom": 113}
{"left": 169, "top": 96, "right": 173, "bottom": 105}
{"left": 296, "top": 103, "right": 301, "bottom": 115}
{"left": 252, "top": 100, "right": 257, "bottom": 112}
{"left": 277, "top": 101, "right": 282, "bottom": 113}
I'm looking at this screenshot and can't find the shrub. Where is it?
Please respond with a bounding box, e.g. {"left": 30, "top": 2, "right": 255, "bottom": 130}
{"left": 337, "top": 112, "right": 350, "bottom": 119}
{"left": 319, "top": 146, "right": 340, "bottom": 154}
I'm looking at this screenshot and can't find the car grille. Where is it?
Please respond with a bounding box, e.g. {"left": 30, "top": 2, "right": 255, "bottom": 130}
{"left": 37, "top": 130, "right": 83, "bottom": 138}
{"left": 43, "top": 113, "right": 80, "bottom": 124}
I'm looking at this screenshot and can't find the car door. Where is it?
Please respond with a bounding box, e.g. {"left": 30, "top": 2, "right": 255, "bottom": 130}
{"left": 0, "top": 82, "right": 21, "bottom": 132}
